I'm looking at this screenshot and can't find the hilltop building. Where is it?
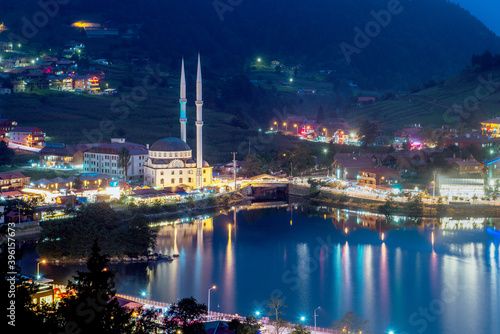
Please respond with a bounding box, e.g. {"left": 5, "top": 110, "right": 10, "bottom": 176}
{"left": 144, "top": 56, "right": 213, "bottom": 190}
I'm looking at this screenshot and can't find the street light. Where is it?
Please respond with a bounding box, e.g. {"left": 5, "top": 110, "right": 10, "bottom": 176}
{"left": 323, "top": 128, "right": 328, "bottom": 137}
{"left": 274, "top": 121, "right": 279, "bottom": 132}
{"left": 314, "top": 307, "right": 321, "bottom": 333}
{"left": 300, "top": 316, "right": 306, "bottom": 322}
{"left": 36, "top": 259, "right": 46, "bottom": 280}
{"left": 255, "top": 311, "right": 261, "bottom": 317}
{"left": 294, "top": 124, "right": 298, "bottom": 134}
{"left": 208, "top": 285, "right": 216, "bottom": 321}
{"left": 283, "top": 122, "right": 288, "bottom": 133}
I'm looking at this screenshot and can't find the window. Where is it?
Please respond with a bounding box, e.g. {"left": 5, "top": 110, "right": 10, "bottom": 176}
{"left": 203, "top": 169, "right": 206, "bottom": 174}
{"left": 203, "top": 178, "right": 206, "bottom": 182}
{"left": 160, "top": 171, "right": 164, "bottom": 175}
{"left": 171, "top": 178, "right": 175, "bottom": 184}
{"left": 171, "top": 171, "right": 175, "bottom": 175}
{"left": 179, "top": 170, "right": 183, "bottom": 175}
{"left": 188, "top": 177, "right": 192, "bottom": 183}
{"left": 179, "top": 178, "right": 183, "bottom": 183}
{"left": 160, "top": 179, "right": 164, "bottom": 184}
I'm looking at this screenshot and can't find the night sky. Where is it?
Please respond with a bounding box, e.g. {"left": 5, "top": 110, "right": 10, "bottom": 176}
{"left": 454, "top": 0, "right": 500, "bottom": 36}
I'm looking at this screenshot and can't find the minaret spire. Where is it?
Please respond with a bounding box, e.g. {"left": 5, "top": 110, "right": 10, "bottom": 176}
{"left": 179, "top": 58, "right": 187, "bottom": 142}
{"left": 195, "top": 53, "right": 204, "bottom": 188}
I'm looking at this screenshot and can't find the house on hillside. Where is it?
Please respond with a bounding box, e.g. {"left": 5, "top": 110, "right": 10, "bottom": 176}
{"left": 357, "top": 166, "right": 401, "bottom": 187}
{"left": 9, "top": 126, "right": 45, "bottom": 147}
{"left": 481, "top": 117, "right": 500, "bottom": 138}
{"left": 0, "top": 172, "right": 30, "bottom": 191}
{"left": 447, "top": 155, "right": 484, "bottom": 175}
{"left": 444, "top": 133, "right": 500, "bottom": 149}
{"left": 357, "top": 97, "right": 376, "bottom": 107}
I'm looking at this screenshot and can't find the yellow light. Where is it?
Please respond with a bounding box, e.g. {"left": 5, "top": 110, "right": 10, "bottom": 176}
{"left": 283, "top": 154, "right": 286, "bottom": 157}
{"left": 270, "top": 127, "right": 273, "bottom": 131}
{"left": 294, "top": 124, "right": 297, "bottom": 127}
{"left": 307, "top": 126, "right": 310, "bottom": 129}
{"left": 212, "top": 285, "right": 216, "bottom": 289}
{"left": 274, "top": 121, "right": 277, "bottom": 125}
{"left": 323, "top": 128, "right": 326, "bottom": 131}
{"left": 41, "top": 259, "right": 46, "bottom": 264}
{"left": 283, "top": 122, "right": 286, "bottom": 126}
{"left": 344, "top": 227, "right": 348, "bottom": 234}
{"left": 381, "top": 233, "right": 385, "bottom": 241}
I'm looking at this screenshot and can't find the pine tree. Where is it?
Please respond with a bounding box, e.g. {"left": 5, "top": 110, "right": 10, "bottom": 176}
{"left": 57, "top": 239, "right": 133, "bottom": 333}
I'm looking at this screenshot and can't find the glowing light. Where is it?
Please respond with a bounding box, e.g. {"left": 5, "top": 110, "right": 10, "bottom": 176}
{"left": 381, "top": 233, "right": 385, "bottom": 241}
{"left": 344, "top": 227, "right": 348, "bottom": 234}
{"left": 257, "top": 58, "right": 261, "bottom": 62}
{"left": 255, "top": 311, "right": 261, "bottom": 316}
{"left": 141, "top": 291, "right": 147, "bottom": 297}
{"left": 300, "top": 316, "right": 305, "bottom": 321}
{"left": 71, "top": 21, "right": 100, "bottom": 29}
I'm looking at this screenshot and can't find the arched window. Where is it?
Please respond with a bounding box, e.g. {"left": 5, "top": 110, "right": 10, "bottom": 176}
{"left": 179, "top": 178, "right": 183, "bottom": 184}
{"left": 171, "top": 178, "right": 175, "bottom": 184}
{"left": 160, "top": 179, "right": 164, "bottom": 184}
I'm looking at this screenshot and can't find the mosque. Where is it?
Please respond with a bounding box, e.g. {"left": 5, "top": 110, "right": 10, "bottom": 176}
{"left": 144, "top": 55, "right": 213, "bottom": 189}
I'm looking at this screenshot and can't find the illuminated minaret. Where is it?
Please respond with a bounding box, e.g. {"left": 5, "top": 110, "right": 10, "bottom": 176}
{"left": 179, "top": 58, "right": 187, "bottom": 142}
{"left": 195, "top": 54, "right": 204, "bottom": 188}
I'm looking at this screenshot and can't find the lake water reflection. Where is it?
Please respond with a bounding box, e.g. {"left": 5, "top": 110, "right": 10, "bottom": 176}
{"left": 21, "top": 205, "right": 500, "bottom": 334}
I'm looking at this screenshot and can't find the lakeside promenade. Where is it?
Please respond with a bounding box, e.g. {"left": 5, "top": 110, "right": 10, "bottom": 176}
{"left": 115, "top": 293, "right": 338, "bottom": 334}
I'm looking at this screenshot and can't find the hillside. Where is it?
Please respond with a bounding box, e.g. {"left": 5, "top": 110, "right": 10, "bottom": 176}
{"left": 1, "top": 0, "right": 499, "bottom": 90}
{"left": 346, "top": 66, "right": 500, "bottom": 131}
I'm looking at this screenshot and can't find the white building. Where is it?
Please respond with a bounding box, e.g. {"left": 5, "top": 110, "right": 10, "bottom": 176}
{"left": 83, "top": 138, "right": 148, "bottom": 181}
{"left": 144, "top": 55, "right": 213, "bottom": 189}
{"left": 439, "top": 177, "right": 485, "bottom": 200}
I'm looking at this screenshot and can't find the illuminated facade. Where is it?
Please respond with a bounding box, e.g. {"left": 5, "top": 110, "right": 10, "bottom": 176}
{"left": 481, "top": 118, "right": 500, "bottom": 138}
{"left": 144, "top": 55, "right": 213, "bottom": 190}
{"left": 439, "top": 177, "right": 485, "bottom": 200}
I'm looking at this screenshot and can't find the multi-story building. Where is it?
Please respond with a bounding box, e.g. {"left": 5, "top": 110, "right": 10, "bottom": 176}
{"left": 83, "top": 138, "right": 148, "bottom": 181}
{"left": 9, "top": 126, "right": 45, "bottom": 147}
{"left": 0, "top": 172, "right": 30, "bottom": 191}
{"left": 72, "top": 75, "right": 99, "bottom": 92}
{"left": 481, "top": 118, "right": 500, "bottom": 138}
{"left": 39, "top": 143, "right": 100, "bottom": 169}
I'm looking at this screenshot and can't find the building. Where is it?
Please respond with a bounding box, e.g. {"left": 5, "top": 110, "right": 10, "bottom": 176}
{"left": 144, "top": 56, "right": 213, "bottom": 190}
{"left": 333, "top": 154, "right": 375, "bottom": 180}
{"left": 444, "top": 133, "right": 500, "bottom": 149}
{"left": 481, "top": 117, "right": 500, "bottom": 138}
{"left": 393, "top": 125, "right": 423, "bottom": 149}
{"left": 83, "top": 139, "right": 148, "bottom": 181}
{"left": 0, "top": 172, "right": 30, "bottom": 191}
{"left": 39, "top": 143, "right": 100, "bottom": 169}
{"left": 0, "top": 119, "right": 17, "bottom": 132}
{"left": 447, "top": 155, "right": 484, "bottom": 174}
{"left": 486, "top": 155, "right": 500, "bottom": 181}
{"left": 72, "top": 75, "right": 99, "bottom": 92}
{"left": 357, "top": 166, "right": 401, "bottom": 187}
{"left": 11, "top": 80, "right": 26, "bottom": 93}
{"left": 9, "top": 126, "right": 45, "bottom": 147}
{"left": 439, "top": 177, "right": 484, "bottom": 200}
{"left": 357, "top": 97, "right": 376, "bottom": 106}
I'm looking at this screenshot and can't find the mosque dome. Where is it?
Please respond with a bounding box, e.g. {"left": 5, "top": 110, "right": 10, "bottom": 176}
{"left": 150, "top": 137, "right": 191, "bottom": 152}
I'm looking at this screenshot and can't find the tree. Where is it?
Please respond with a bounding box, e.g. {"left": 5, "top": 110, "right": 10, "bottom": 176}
{"left": 359, "top": 120, "right": 379, "bottom": 147}
{"left": 378, "top": 195, "right": 397, "bottom": 218}
{"left": 118, "top": 146, "right": 131, "bottom": 181}
{"left": 242, "top": 154, "right": 265, "bottom": 177}
{"left": 126, "top": 214, "right": 157, "bottom": 256}
{"left": 0, "top": 140, "right": 15, "bottom": 165}
{"left": 58, "top": 239, "right": 133, "bottom": 333}
{"left": 163, "top": 297, "right": 207, "bottom": 334}
{"left": 290, "top": 323, "right": 311, "bottom": 334}
{"left": 266, "top": 296, "right": 289, "bottom": 334}
{"left": 332, "top": 312, "right": 369, "bottom": 334}
{"left": 229, "top": 317, "right": 261, "bottom": 334}
{"left": 73, "top": 176, "right": 83, "bottom": 189}
{"left": 316, "top": 106, "right": 325, "bottom": 123}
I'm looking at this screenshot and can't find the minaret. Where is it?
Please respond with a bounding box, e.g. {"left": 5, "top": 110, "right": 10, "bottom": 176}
{"left": 195, "top": 54, "right": 204, "bottom": 188}
{"left": 179, "top": 58, "right": 187, "bottom": 142}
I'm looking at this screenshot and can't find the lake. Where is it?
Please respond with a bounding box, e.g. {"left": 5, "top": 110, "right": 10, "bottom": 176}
{"left": 19, "top": 204, "right": 500, "bottom": 334}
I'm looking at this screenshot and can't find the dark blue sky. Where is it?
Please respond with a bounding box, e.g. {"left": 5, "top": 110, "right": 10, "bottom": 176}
{"left": 454, "top": 0, "right": 500, "bottom": 36}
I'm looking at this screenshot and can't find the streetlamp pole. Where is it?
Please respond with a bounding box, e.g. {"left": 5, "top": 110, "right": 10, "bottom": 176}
{"left": 36, "top": 259, "right": 46, "bottom": 280}
{"left": 314, "top": 306, "right": 320, "bottom": 333}
{"left": 284, "top": 122, "right": 288, "bottom": 133}
{"left": 208, "top": 285, "right": 216, "bottom": 321}
{"left": 433, "top": 172, "right": 436, "bottom": 199}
